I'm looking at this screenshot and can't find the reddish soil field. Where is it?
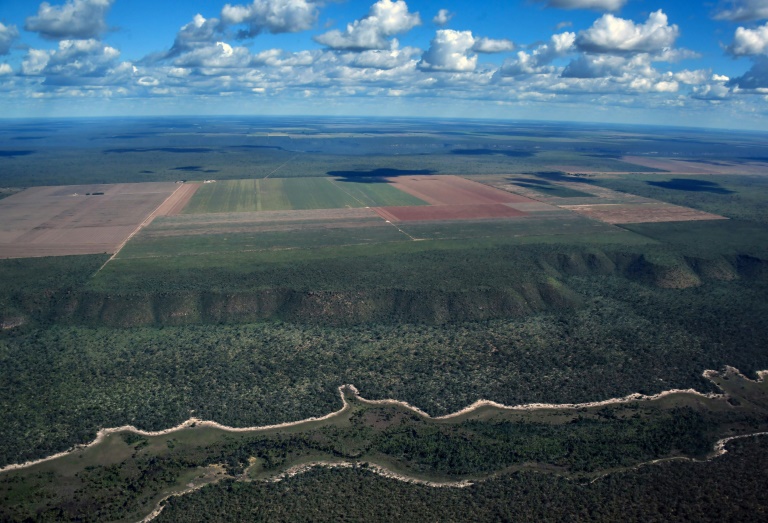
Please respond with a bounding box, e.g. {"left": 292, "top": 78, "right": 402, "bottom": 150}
{"left": 388, "top": 175, "right": 535, "bottom": 205}
{"left": 375, "top": 204, "right": 526, "bottom": 222}
{"left": 155, "top": 183, "right": 201, "bottom": 216}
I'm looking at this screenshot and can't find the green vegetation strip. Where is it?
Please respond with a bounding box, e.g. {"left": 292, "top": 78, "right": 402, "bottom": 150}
{"left": 1, "top": 368, "right": 766, "bottom": 523}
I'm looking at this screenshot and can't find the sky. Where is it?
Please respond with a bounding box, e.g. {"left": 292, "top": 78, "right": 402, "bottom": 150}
{"left": 1, "top": 0, "right": 768, "bottom": 129}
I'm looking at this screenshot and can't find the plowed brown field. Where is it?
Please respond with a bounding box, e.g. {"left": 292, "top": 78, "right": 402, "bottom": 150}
{"left": 388, "top": 175, "right": 535, "bottom": 205}
{"left": 561, "top": 203, "right": 728, "bottom": 224}
{"left": 155, "top": 183, "right": 200, "bottom": 216}
{"left": 0, "top": 182, "right": 178, "bottom": 258}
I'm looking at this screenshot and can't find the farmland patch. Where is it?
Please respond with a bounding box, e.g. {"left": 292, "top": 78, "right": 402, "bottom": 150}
{"left": 182, "top": 177, "right": 427, "bottom": 214}
{"left": 561, "top": 203, "right": 728, "bottom": 225}
{"left": 0, "top": 183, "right": 179, "bottom": 258}
{"left": 155, "top": 183, "right": 201, "bottom": 216}
{"left": 118, "top": 222, "right": 409, "bottom": 258}
{"left": 389, "top": 175, "right": 535, "bottom": 205}
{"left": 375, "top": 203, "right": 526, "bottom": 222}
{"left": 621, "top": 156, "right": 768, "bottom": 175}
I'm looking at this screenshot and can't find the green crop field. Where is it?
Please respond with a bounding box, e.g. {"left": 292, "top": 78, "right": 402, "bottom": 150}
{"left": 396, "top": 212, "right": 623, "bottom": 241}
{"left": 182, "top": 177, "right": 426, "bottom": 214}
{"left": 117, "top": 222, "right": 411, "bottom": 259}
{"left": 507, "top": 181, "right": 597, "bottom": 198}
{"left": 327, "top": 179, "right": 427, "bottom": 207}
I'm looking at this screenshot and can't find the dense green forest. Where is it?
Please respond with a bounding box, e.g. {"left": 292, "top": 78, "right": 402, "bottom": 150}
{"left": 154, "top": 436, "right": 768, "bottom": 523}
{"left": 2, "top": 268, "right": 767, "bottom": 467}
{"left": 3, "top": 369, "right": 765, "bottom": 522}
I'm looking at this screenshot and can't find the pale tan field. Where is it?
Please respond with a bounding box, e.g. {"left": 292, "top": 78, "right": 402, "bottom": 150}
{"left": 621, "top": 156, "right": 768, "bottom": 175}
{"left": 155, "top": 183, "right": 201, "bottom": 216}
{"left": 560, "top": 203, "right": 728, "bottom": 224}
{"left": 0, "top": 182, "right": 178, "bottom": 258}
{"left": 473, "top": 176, "right": 728, "bottom": 225}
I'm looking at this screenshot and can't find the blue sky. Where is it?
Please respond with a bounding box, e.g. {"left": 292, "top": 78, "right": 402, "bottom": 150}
{"left": 1, "top": 0, "right": 768, "bottom": 129}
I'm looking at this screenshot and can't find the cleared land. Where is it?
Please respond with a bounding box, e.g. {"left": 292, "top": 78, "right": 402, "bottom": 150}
{"left": 622, "top": 156, "right": 768, "bottom": 175}
{"left": 182, "top": 178, "right": 426, "bottom": 214}
{"left": 114, "top": 175, "right": 635, "bottom": 260}
{"left": 389, "top": 175, "right": 533, "bottom": 205}
{"left": 561, "top": 203, "right": 729, "bottom": 225}
{"left": 0, "top": 182, "right": 178, "bottom": 258}
{"left": 478, "top": 176, "right": 728, "bottom": 225}
{"left": 375, "top": 203, "right": 526, "bottom": 222}
{"left": 156, "top": 183, "right": 201, "bottom": 216}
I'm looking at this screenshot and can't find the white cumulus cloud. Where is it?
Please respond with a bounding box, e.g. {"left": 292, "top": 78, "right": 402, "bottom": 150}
{"left": 692, "top": 83, "right": 731, "bottom": 100}
{"left": 20, "top": 38, "right": 132, "bottom": 89}
{"left": 728, "top": 22, "right": 768, "bottom": 55}
{"left": 174, "top": 41, "right": 253, "bottom": 68}
{"left": 472, "top": 37, "right": 515, "bottom": 53}
{"left": 221, "top": 0, "right": 318, "bottom": 37}
{"left": 535, "top": 0, "right": 626, "bottom": 11}
{"left": 0, "top": 23, "right": 19, "bottom": 55}
{"left": 562, "top": 54, "right": 628, "bottom": 78}
{"left": 174, "top": 15, "right": 223, "bottom": 51}
{"left": 25, "top": 0, "right": 114, "bottom": 40}
{"left": 576, "top": 10, "right": 679, "bottom": 54}
{"left": 347, "top": 48, "right": 419, "bottom": 69}
{"left": 0, "top": 63, "right": 13, "bottom": 76}
{"left": 433, "top": 9, "right": 454, "bottom": 26}
{"left": 253, "top": 48, "right": 316, "bottom": 66}
{"left": 418, "top": 30, "right": 477, "bottom": 72}
{"left": 714, "top": 0, "right": 768, "bottom": 22}
{"left": 673, "top": 69, "right": 710, "bottom": 85}
{"left": 496, "top": 32, "right": 575, "bottom": 76}
{"left": 314, "top": 0, "right": 421, "bottom": 50}
{"left": 22, "top": 49, "right": 52, "bottom": 75}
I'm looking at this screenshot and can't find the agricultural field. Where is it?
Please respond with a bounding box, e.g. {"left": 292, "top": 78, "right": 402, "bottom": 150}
{"left": 478, "top": 174, "right": 729, "bottom": 224}
{"left": 0, "top": 182, "right": 180, "bottom": 258}
{"left": 621, "top": 155, "right": 768, "bottom": 175}
{"left": 182, "top": 177, "right": 427, "bottom": 214}
{"left": 112, "top": 175, "right": 639, "bottom": 265}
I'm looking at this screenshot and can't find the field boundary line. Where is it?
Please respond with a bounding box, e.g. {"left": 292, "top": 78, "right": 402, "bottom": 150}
{"left": 263, "top": 153, "right": 299, "bottom": 179}
{"left": 94, "top": 183, "right": 186, "bottom": 274}
{"left": 328, "top": 179, "right": 421, "bottom": 241}
{"left": 327, "top": 178, "right": 370, "bottom": 207}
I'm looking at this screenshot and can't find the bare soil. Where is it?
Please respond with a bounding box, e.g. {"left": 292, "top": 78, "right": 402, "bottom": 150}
{"left": 388, "top": 175, "right": 536, "bottom": 205}
{"left": 0, "top": 182, "right": 178, "bottom": 258}
{"left": 375, "top": 203, "right": 527, "bottom": 222}
{"left": 622, "top": 156, "right": 768, "bottom": 175}
{"left": 155, "top": 183, "right": 201, "bottom": 216}
{"left": 561, "top": 203, "right": 728, "bottom": 224}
